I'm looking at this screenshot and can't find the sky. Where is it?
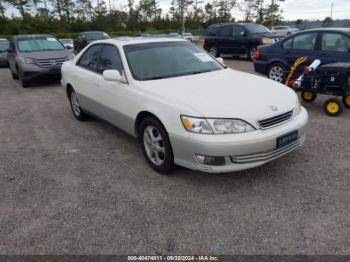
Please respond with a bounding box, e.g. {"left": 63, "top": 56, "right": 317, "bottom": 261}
{"left": 4, "top": 0, "right": 350, "bottom": 21}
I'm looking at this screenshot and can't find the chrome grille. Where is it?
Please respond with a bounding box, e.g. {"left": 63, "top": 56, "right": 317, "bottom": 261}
{"left": 258, "top": 110, "right": 293, "bottom": 129}
{"left": 35, "top": 57, "right": 66, "bottom": 68}
{"left": 231, "top": 140, "right": 300, "bottom": 164}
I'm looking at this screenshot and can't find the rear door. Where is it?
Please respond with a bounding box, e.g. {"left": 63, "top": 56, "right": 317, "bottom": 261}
{"left": 319, "top": 32, "right": 350, "bottom": 64}
{"left": 231, "top": 25, "right": 247, "bottom": 54}
{"left": 217, "top": 25, "right": 234, "bottom": 54}
{"left": 282, "top": 32, "right": 319, "bottom": 69}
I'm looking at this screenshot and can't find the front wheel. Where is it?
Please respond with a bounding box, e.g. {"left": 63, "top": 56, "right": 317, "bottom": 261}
{"left": 324, "top": 98, "right": 343, "bottom": 117}
{"left": 301, "top": 91, "right": 317, "bottom": 103}
{"left": 268, "top": 63, "right": 286, "bottom": 83}
{"left": 139, "top": 116, "right": 175, "bottom": 174}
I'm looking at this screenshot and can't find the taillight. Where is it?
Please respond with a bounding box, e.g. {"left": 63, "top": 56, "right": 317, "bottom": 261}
{"left": 255, "top": 50, "right": 261, "bottom": 60}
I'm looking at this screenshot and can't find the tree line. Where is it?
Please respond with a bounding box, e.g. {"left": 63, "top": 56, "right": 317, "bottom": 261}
{"left": 0, "top": 0, "right": 286, "bottom": 35}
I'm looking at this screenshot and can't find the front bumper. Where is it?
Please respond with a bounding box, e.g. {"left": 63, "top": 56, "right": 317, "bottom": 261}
{"left": 169, "top": 107, "right": 308, "bottom": 173}
{"left": 19, "top": 63, "right": 61, "bottom": 81}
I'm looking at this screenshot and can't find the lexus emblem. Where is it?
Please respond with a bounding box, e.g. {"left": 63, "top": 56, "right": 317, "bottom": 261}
{"left": 50, "top": 60, "right": 57, "bottom": 66}
{"left": 270, "top": 105, "right": 278, "bottom": 111}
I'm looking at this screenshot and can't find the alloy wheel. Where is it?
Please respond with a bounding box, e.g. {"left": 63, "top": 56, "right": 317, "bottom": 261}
{"left": 143, "top": 125, "right": 165, "bottom": 166}
{"left": 269, "top": 65, "right": 285, "bottom": 83}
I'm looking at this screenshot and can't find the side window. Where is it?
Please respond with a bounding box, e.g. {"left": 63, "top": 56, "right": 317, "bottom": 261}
{"left": 282, "top": 37, "right": 293, "bottom": 49}
{"left": 77, "top": 44, "right": 102, "bottom": 72}
{"left": 220, "top": 25, "right": 233, "bottom": 37}
{"left": 206, "top": 26, "right": 217, "bottom": 36}
{"left": 96, "top": 45, "right": 124, "bottom": 74}
{"left": 232, "top": 26, "right": 245, "bottom": 38}
{"left": 322, "top": 33, "right": 350, "bottom": 53}
{"left": 292, "top": 33, "right": 317, "bottom": 50}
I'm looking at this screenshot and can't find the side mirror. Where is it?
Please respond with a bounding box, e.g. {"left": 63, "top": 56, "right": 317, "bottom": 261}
{"left": 216, "top": 57, "right": 224, "bottom": 64}
{"left": 103, "top": 69, "right": 126, "bottom": 83}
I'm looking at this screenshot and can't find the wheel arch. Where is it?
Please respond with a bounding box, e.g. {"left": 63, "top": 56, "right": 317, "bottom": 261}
{"left": 65, "top": 83, "right": 74, "bottom": 98}
{"left": 134, "top": 111, "right": 167, "bottom": 139}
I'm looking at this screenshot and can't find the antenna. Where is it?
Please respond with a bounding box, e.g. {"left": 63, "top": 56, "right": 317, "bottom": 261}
{"left": 331, "top": 1, "right": 333, "bottom": 19}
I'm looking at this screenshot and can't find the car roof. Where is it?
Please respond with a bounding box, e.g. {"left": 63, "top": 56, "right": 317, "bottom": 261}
{"left": 92, "top": 37, "right": 187, "bottom": 46}
{"left": 13, "top": 34, "right": 55, "bottom": 39}
{"left": 81, "top": 31, "right": 107, "bottom": 34}
{"left": 208, "top": 22, "right": 258, "bottom": 27}
{"left": 0, "top": 38, "right": 9, "bottom": 41}
{"left": 297, "top": 28, "right": 350, "bottom": 33}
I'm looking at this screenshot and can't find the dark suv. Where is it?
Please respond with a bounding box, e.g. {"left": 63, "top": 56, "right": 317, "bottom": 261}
{"left": 73, "top": 31, "right": 110, "bottom": 53}
{"left": 204, "top": 23, "right": 282, "bottom": 60}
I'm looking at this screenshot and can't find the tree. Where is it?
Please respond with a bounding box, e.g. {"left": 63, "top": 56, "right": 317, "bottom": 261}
{"left": 215, "top": 0, "right": 236, "bottom": 23}
{"left": 322, "top": 16, "right": 333, "bottom": 28}
{"left": 5, "top": 0, "right": 31, "bottom": 17}
{"left": 138, "top": 0, "right": 161, "bottom": 23}
{"left": 295, "top": 19, "right": 304, "bottom": 30}
{"left": 0, "top": 0, "right": 6, "bottom": 17}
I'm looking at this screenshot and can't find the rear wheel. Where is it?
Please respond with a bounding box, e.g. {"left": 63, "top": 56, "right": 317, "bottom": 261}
{"left": 248, "top": 46, "right": 258, "bottom": 61}
{"left": 69, "top": 89, "right": 89, "bottom": 121}
{"left": 342, "top": 95, "right": 350, "bottom": 109}
{"left": 301, "top": 91, "right": 317, "bottom": 103}
{"left": 209, "top": 45, "right": 220, "bottom": 57}
{"left": 268, "top": 63, "right": 286, "bottom": 83}
{"left": 139, "top": 116, "right": 175, "bottom": 174}
{"left": 324, "top": 98, "right": 343, "bottom": 117}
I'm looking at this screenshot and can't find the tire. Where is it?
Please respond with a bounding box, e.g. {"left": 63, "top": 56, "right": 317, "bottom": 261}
{"left": 209, "top": 45, "right": 220, "bottom": 58}
{"left": 301, "top": 91, "right": 317, "bottom": 103}
{"left": 139, "top": 116, "right": 175, "bottom": 174}
{"left": 268, "top": 63, "right": 286, "bottom": 83}
{"left": 342, "top": 95, "right": 350, "bottom": 109}
{"left": 68, "top": 88, "right": 89, "bottom": 121}
{"left": 248, "top": 46, "right": 258, "bottom": 61}
{"left": 324, "top": 98, "right": 343, "bottom": 117}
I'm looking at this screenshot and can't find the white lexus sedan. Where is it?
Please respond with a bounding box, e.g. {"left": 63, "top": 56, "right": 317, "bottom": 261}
{"left": 61, "top": 37, "right": 308, "bottom": 174}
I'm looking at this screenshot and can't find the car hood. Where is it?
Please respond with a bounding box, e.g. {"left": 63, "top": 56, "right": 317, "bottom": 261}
{"left": 138, "top": 69, "right": 298, "bottom": 124}
{"left": 19, "top": 49, "right": 72, "bottom": 59}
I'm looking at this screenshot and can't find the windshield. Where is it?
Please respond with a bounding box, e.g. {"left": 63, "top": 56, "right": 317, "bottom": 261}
{"left": 85, "top": 32, "right": 110, "bottom": 40}
{"left": 124, "top": 41, "right": 224, "bottom": 81}
{"left": 17, "top": 37, "right": 65, "bottom": 52}
{"left": 0, "top": 40, "right": 9, "bottom": 52}
{"left": 245, "top": 24, "right": 271, "bottom": 34}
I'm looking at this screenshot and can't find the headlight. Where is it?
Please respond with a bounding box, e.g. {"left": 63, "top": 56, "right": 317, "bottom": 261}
{"left": 181, "top": 116, "right": 255, "bottom": 134}
{"left": 181, "top": 116, "right": 213, "bottom": 134}
{"left": 18, "top": 56, "right": 34, "bottom": 64}
{"left": 261, "top": 37, "right": 273, "bottom": 44}
{"left": 208, "top": 119, "right": 255, "bottom": 134}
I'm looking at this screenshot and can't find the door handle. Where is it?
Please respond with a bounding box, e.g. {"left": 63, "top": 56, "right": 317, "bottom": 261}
{"left": 318, "top": 53, "right": 327, "bottom": 57}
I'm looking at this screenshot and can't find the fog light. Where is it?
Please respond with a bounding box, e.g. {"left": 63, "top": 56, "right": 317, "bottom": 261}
{"left": 195, "top": 154, "right": 226, "bottom": 166}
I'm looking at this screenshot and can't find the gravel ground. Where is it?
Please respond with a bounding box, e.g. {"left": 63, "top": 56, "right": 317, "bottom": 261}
{"left": 0, "top": 59, "right": 349, "bottom": 255}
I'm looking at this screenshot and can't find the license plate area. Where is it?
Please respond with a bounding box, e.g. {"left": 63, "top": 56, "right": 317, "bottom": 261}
{"left": 277, "top": 130, "right": 298, "bottom": 148}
